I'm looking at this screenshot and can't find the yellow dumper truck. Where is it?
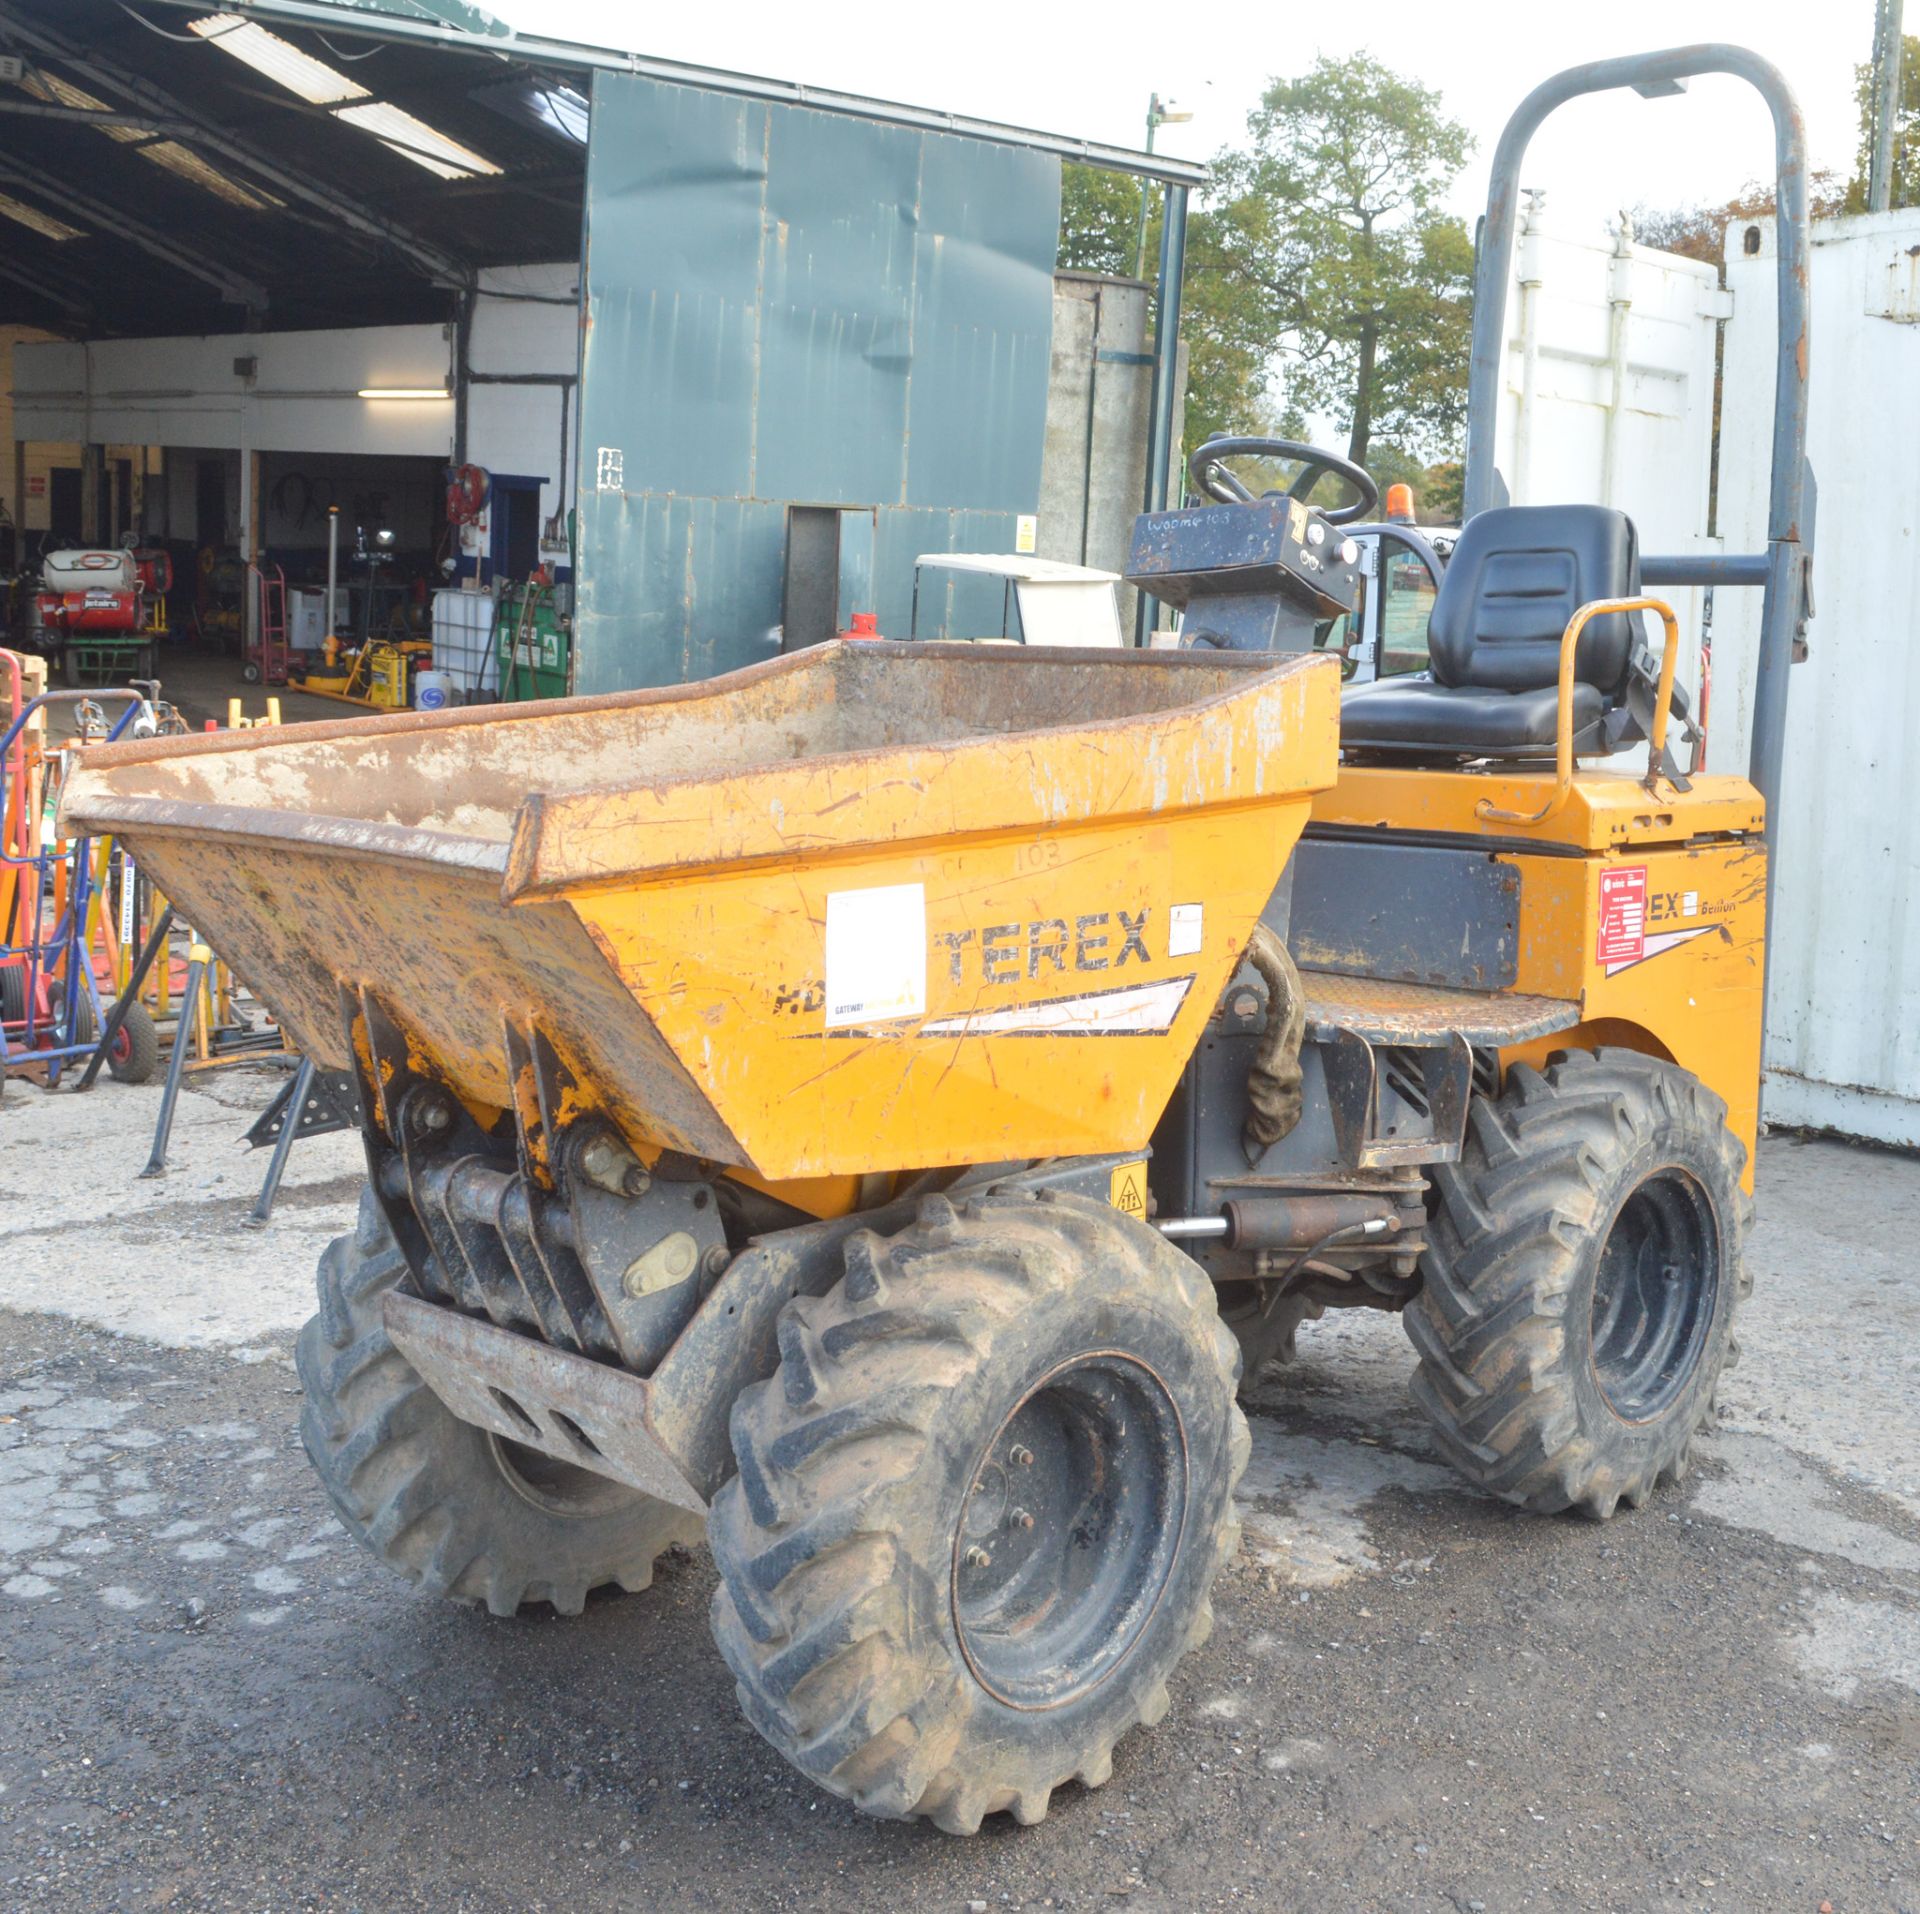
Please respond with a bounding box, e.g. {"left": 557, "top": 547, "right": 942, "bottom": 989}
{"left": 60, "top": 46, "right": 1810, "bottom": 1836}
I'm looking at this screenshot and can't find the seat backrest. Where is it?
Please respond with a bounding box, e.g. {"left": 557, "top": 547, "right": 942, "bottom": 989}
{"left": 1426, "top": 504, "right": 1638, "bottom": 695}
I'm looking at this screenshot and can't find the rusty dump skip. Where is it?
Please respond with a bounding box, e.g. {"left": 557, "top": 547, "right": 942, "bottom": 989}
{"left": 59, "top": 641, "right": 1339, "bottom": 1181}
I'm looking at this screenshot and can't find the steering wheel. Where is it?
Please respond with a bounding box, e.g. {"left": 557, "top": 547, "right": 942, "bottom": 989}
{"left": 1188, "top": 435, "right": 1380, "bottom": 526}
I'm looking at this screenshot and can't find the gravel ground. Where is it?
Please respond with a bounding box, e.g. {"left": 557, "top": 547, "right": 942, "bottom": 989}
{"left": 1, "top": 1073, "right": 1917, "bottom": 1912}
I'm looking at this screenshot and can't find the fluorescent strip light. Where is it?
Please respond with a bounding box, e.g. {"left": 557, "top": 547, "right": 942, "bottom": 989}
{"left": 358, "top": 387, "right": 451, "bottom": 400}
{"left": 189, "top": 14, "right": 369, "bottom": 107}
{"left": 334, "top": 102, "right": 502, "bottom": 180}
{"left": 0, "top": 189, "right": 82, "bottom": 242}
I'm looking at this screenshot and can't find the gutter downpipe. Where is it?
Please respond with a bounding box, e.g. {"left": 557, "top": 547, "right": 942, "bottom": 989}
{"left": 1459, "top": 45, "right": 1809, "bottom": 1080}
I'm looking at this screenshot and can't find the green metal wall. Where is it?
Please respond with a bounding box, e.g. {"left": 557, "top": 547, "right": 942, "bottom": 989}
{"left": 573, "top": 73, "right": 1061, "bottom": 690}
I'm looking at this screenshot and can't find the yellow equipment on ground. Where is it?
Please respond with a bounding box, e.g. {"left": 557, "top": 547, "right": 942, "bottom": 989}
{"left": 56, "top": 41, "right": 1807, "bottom": 1847}
{"left": 293, "top": 634, "right": 425, "bottom": 711}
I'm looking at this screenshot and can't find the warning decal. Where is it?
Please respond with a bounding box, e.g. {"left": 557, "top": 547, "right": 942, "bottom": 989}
{"left": 1108, "top": 1161, "right": 1148, "bottom": 1218}
{"left": 1597, "top": 865, "right": 1647, "bottom": 967}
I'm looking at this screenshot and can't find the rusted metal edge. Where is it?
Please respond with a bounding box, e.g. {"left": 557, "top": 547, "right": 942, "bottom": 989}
{"left": 1300, "top": 972, "right": 1581, "bottom": 1047}
{"left": 54, "top": 792, "right": 509, "bottom": 877}
{"left": 66, "top": 640, "right": 1284, "bottom": 773}
{"left": 500, "top": 653, "right": 1335, "bottom": 902}
{"left": 382, "top": 1290, "right": 707, "bottom": 1515}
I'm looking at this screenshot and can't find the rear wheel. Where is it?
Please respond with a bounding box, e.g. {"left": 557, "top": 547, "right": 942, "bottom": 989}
{"left": 1407, "top": 1048, "right": 1748, "bottom": 1518}
{"left": 710, "top": 1187, "right": 1247, "bottom": 1833}
{"left": 296, "top": 1188, "right": 700, "bottom": 1614}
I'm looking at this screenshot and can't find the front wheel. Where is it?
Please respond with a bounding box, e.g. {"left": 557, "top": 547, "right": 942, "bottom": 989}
{"left": 296, "top": 1188, "right": 701, "bottom": 1614}
{"left": 709, "top": 1187, "right": 1248, "bottom": 1834}
{"left": 1407, "top": 1048, "right": 1749, "bottom": 1518}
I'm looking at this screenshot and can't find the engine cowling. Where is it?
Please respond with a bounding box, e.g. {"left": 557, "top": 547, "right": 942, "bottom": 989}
{"left": 37, "top": 588, "right": 140, "bottom": 633}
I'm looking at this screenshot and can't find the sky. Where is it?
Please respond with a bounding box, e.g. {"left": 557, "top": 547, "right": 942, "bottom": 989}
{"left": 485, "top": 0, "right": 1872, "bottom": 228}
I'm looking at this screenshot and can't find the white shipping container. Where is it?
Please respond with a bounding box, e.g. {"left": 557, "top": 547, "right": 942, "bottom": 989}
{"left": 1491, "top": 197, "right": 1729, "bottom": 727}
{"left": 1713, "top": 209, "right": 1920, "bottom": 1147}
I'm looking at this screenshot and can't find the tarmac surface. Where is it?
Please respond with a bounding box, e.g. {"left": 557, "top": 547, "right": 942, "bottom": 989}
{"left": 1, "top": 1068, "right": 1917, "bottom": 1912}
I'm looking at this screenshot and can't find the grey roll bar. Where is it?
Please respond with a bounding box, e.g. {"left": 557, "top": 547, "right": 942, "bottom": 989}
{"left": 1461, "top": 45, "right": 1811, "bottom": 863}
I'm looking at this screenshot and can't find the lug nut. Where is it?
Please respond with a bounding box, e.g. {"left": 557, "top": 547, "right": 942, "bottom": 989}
{"left": 1010, "top": 1445, "right": 1033, "bottom": 1467}
{"left": 965, "top": 1546, "right": 992, "bottom": 1570}
{"left": 1013, "top": 1509, "right": 1034, "bottom": 1531}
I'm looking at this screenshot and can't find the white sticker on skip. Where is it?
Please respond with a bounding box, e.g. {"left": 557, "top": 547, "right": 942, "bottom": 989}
{"left": 824, "top": 883, "right": 926, "bottom": 1028}
{"left": 1168, "top": 903, "right": 1204, "bottom": 958}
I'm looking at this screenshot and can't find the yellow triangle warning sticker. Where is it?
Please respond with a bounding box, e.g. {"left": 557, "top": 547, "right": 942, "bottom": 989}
{"left": 1108, "top": 1161, "right": 1148, "bottom": 1218}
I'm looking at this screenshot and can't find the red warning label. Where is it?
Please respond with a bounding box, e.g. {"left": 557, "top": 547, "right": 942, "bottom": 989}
{"left": 1597, "top": 865, "right": 1648, "bottom": 967}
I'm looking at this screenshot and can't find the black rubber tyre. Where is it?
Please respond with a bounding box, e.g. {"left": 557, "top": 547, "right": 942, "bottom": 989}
{"left": 59, "top": 646, "right": 78, "bottom": 689}
{"left": 64, "top": 990, "right": 155, "bottom": 1083}
{"left": 104, "top": 1001, "right": 160, "bottom": 1085}
{"left": 296, "top": 1187, "right": 701, "bottom": 1615}
{"left": 1407, "top": 1047, "right": 1749, "bottom": 1519}
{"left": 709, "top": 1187, "right": 1248, "bottom": 1834}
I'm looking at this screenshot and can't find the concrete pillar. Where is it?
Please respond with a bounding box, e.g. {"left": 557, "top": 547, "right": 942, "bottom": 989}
{"left": 1038, "top": 272, "right": 1160, "bottom": 633}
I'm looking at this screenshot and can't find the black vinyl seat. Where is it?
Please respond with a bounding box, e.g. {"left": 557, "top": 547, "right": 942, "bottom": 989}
{"left": 1341, "top": 504, "right": 1639, "bottom": 759}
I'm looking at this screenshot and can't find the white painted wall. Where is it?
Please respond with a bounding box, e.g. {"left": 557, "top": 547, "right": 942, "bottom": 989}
{"left": 9, "top": 260, "right": 582, "bottom": 560}
{"left": 467, "top": 260, "right": 579, "bottom": 541}
{"left": 13, "top": 325, "right": 458, "bottom": 458}
{"left": 1716, "top": 209, "right": 1920, "bottom": 1147}
{"left": 1492, "top": 198, "right": 1728, "bottom": 721}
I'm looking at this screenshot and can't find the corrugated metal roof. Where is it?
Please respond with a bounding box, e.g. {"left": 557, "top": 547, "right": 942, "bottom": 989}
{"left": 270, "top": 0, "right": 512, "bottom": 37}
{"left": 156, "top": 0, "right": 1206, "bottom": 185}
{"left": 0, "top": 0, "right": 581, "bottom": 335}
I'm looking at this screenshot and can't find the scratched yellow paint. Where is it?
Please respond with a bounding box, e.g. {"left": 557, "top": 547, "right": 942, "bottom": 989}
{"left": 57, "top": 624, "right": 1765, "bottom": 1207}
{"left": 557, "top": 655, "right": 1339, "bottom": 1180}
{"left": 1319, "top": 763, "right": 1767, "bottom": 1189}
{"left": 1315, "top": 763, "right": 1764, "bottom": 850}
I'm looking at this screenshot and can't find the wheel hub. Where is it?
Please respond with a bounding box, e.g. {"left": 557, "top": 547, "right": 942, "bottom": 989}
{"left": 488, "top": 1434, "right": 638, "bottom": 1518}
{"left": 1588, "top": 1166, "right": 1720, "bottom": 1424}
{"left": 952, "top": 1352, "right": 1187, "bottom": 1711}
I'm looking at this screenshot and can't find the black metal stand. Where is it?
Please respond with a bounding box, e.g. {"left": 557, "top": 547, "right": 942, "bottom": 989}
{"left": 138, "top": 941, "right": 208, "bottom": 1179}
{"left": 242, "top": 1058, "right": 361, "bottom": 1227}
{"left": 244, "top": 1055, "right": 314, "bottom": 1228}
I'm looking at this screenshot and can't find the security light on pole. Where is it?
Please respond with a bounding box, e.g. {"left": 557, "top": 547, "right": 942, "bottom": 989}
{"left": 1134, "top": 94, "right": 1195, "bottom": 280}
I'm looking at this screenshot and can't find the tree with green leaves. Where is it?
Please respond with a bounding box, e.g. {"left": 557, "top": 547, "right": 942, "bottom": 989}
{"left": 1056, "top": 56, "right": 1474, "bottom": 485}
{"left": 1058, "top": 163, "right": 1145, "bottom": 276}
{"left": 1199, "top": 55, "right": 1475, "bottom": 468}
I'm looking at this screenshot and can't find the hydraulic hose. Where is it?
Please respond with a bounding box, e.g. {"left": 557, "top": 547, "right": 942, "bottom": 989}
{"left": 1241, "top": 920, "right": 1306, "bottom": 1161}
